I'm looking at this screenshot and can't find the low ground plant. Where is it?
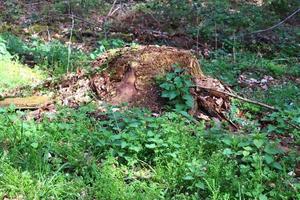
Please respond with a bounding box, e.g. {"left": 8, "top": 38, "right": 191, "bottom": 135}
{"left": 0, "top": 33, "right": 89, "bottom": 75}
{"left": 0, "top": 105, "right": 298, "bottom": 199}
{"left": 156, "top": 66, "right": 194, "bottom": 112}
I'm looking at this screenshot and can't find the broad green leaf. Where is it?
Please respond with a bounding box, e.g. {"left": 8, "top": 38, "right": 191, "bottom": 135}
{"left": 183, "top": 175, "right": 194, "bottom": 180}
{"left": 272, "top": 162, "right": 283, "bottom": 170}
{"left": 174, "top": 77, "right": 183, "bottom": 87}
{"left": 264, "top": 144, "right": 281, "bottom": 155}
{"left": 111, "top": 134, "right": 122, "bottom": 140}
{"left": 222, "top": 137, "right": 232, "bottom": 146}
{"left": 162, "top": 91, "right": 177, "bottom": 100}
{"left": 242, "top": 151, "right": 250, "bottom": 157}
{"left": 223, "top": 148, "right": 233, "bottom": 155}
{"left": 267, "top": 125, "right": 276, "bottom": 133}
{"left": 128, "top": 122, "right": 140, "bottom": 128}
{"left": 166, "top": 152, "right": 178, "bottom": 158}
{"left": 259, "top": 194, "right": 268, "bottom": 200}
{"left": 147, "top": 131, "right": 155, "bottom": 137}
{"left": 175, "top": 104, "right": 186, "bottom": 111}
{"left": 90, "top": 54, "right": 96, "bottom": 59}
{"left": 160, "top": 82, "right": 171, "bottom": 90}
{"left": 264, "top": 154, "right": 274, "bottom": 164}
{"left": 166, "top": 73, "right": 174, "bottom": 81}
{"left": 174, "top": 67, "right": 184, "bottom": 73}
{"left": 184, "top": 79, "right": 192, "bottom": 86}
{"left": 243, "top": 146, "right": 252, "bottom": 151}
{"left": 121, "top": 141, "right": 127, "bottom": 148}
{"left": 195, "top": 182, "right": 205, "bottom": 189}
{"left": 253, "top": 139, "right": 264, "bottom": 148}
{"left": 129, "top": 145, "right": 141, "bottom": 152}
{"left": 183, "top": 95, "right": 194, "bottom": 108}
{"left": 145, "top": 143, "right": 156, "bottom": 149}
{"left": 238, "top": 141, "right": 251, "bottom": 147}
{"left": 31, "top": 142, "right": 39, "bottom": 149}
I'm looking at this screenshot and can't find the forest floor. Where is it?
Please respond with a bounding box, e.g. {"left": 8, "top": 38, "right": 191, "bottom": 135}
{"left": 0, "top": 1, "right": 299, "bottom": 199}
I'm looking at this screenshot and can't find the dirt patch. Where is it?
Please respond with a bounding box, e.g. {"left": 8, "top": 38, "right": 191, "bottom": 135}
{"left": 110, "top": 11, "right": 206, "bottom": 51}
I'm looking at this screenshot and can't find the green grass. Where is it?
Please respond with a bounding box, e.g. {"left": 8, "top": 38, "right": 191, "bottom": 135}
{"left": 0, "top": 58, "right": 43, "bottom": 93}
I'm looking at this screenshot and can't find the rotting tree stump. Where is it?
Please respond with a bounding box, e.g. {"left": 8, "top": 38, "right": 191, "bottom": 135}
{"left": 2, "top": 45, "right": 232, "bottom": 122}
{"left": 90, "top": 45, "right": 203, "bottom": 110}
{"left": 89, "top": 45, "right": 231, "bottom": 121}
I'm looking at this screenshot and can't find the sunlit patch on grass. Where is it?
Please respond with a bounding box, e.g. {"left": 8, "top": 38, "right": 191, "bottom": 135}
{"left": 0, "top": 58, "right": 44, "bottom": 93}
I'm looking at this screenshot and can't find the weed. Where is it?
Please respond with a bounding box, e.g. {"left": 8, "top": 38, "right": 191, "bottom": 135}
{"left": 90, "top": 39, "right": 126, "bottom": 59}
{"left": 0, "top": 36, "right": 11, "bottom": 58}
{"left": 0, "top": 33, "right": 90, "bottom": 75}
{"left": 30, "top": 39, "right": 89, "bottom": 74}
{"left": 156, "top": 66, "right": 194, "bottom": 112}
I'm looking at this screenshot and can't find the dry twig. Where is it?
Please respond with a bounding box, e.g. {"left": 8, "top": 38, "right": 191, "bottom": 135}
{"left": 235, "top": 8, "right": 300, "bottom": 38}
{"left": 196, "top": 86, "right": 300, "bottom": 131}
{"left": 196, "top": 86, "right": 278, "bottom": 111}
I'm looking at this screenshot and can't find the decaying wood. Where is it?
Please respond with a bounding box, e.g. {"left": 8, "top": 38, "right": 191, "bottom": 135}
{"left": 194, "top": 85, "right": 277, "bottom": 111}
{"left": 0, "top": 96, "right": 50, "bottom": 109}
{"left": 12, "top": 45, "right": 277, "bottom": 125}
{"left": 90, "top": 45, "right": 233, "bottom": 121}
{"left": 195, "top": 85, "right": 300, "bottom": 131}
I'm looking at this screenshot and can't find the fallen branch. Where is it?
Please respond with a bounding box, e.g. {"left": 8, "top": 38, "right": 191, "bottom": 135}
{"left": 235, "top": 8, "right": 300, "bottom": 38}
{"left": 196, "top": 86, "right": 300, "bottom": 131}
{"left": 249, "top": 8, "right": 300, "bottom": 35}
{"left": 286, "top": 121, "right": 300, "bottom": 131}
{"left": 196, "top": 86, "right": 278, "bottom": 111}
{"left": 14, "top": 106, "right": 40, "bottom": 110}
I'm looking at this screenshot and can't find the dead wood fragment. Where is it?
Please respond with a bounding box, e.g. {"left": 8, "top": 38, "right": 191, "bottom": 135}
{"left": 295, "top": 161, "right": 300, "bottom": 177}
{"left": 194, "top": 84, "right": 300, "bottom": 131}
{"left": 0, "top": 96, "right": 50, "bottom": 109}
{"left": 194, "top": 85, "right": 277, "bottom": 111}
